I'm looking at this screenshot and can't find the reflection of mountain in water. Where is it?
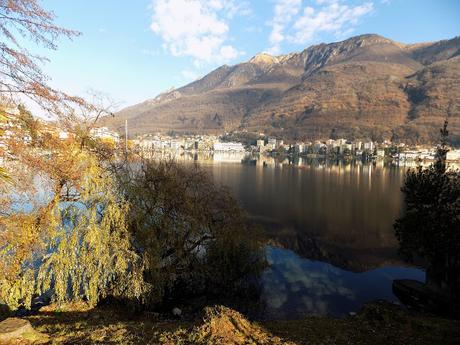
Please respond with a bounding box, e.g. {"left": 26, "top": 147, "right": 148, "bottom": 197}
{"left": 267, "top": 225, "right": 401, "bottom": 273}
{"left": 202, "top": 159, "right": 408, "bottom": 272}
{"left": 157, "top": 155, "right": 413, "bottom": 272}
{"left": 262, "top": 246, "right": 424, "bottom": 319}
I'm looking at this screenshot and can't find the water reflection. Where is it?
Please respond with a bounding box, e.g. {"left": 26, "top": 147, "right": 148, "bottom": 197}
{"left": 197, "top": 157, "right": 407, "bottom": 271}
{"left": 147, "top": 152, "right": 429, "bottom": 318}
{"left": 262, "top": 246, "right": 425, "bottom": 319}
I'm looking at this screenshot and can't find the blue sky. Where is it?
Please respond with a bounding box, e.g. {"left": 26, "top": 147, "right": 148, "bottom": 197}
{"left": 36, "top": 0, "right": 460, "bottom": 109}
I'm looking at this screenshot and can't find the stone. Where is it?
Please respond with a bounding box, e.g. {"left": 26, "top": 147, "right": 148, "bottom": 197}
{"left": 172, "top": 307, "right": 182, "bottom": 317}
{"left": 0, "top": 318, "right": 49, "bottom": 344}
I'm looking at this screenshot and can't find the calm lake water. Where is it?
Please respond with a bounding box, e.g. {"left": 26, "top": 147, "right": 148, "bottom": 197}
{"left": 171, "top": 151, "right": 426, "bottom": 318}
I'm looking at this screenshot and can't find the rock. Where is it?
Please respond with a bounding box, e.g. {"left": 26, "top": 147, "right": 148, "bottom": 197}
{"left": 0, "top": 318, "right": 49, "bottom": 344}
{"left": 172, "top": 307, "right": 182, "bottom": 317}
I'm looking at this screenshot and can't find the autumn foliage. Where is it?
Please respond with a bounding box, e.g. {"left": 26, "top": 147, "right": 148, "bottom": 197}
{"left": 0, "top": 114, "right": 147, "bottom": 309}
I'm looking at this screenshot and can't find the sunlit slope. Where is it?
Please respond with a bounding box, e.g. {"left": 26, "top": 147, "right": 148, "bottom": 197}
{"left": 104, "top": 34, "right": 460, "bottom": 144}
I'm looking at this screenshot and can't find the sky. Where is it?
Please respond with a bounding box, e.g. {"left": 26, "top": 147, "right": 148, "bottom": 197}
{"left": 33, "top": 0, "right": 460, "bottom": 110}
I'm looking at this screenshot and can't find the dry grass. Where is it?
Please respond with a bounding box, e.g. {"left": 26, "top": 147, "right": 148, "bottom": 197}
{"left": 0, "top": 301, "right": 456, "bottom": 344}
{"left": 159, "top": 306, "right": 293, "bottom": 345}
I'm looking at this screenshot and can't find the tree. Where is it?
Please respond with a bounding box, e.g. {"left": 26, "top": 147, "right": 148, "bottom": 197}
{"left": 0, "top": 118, "right": 147, "bottom": 310}
{"left": 113, "top": 160, "right": 265, "bottom": 306}
{"left": 394, "top": 120, "right": 460, "bottom": 300}
{"left": 0, "top": 0, "right": 88, "bottom": 115}
{"left": 0, "top": 110, "right": 10, "bottom": 181}
{"left": 0, "top": 1, "right": 111, "bottom": 183}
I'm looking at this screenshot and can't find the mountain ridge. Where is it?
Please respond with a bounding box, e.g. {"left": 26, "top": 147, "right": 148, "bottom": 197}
{"left": 103, "top": 34, "right": 460, "bottom": 144}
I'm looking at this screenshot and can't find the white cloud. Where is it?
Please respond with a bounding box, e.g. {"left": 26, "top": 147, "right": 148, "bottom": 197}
{"left": 268, "top": 0, "right": 373, "bottom": 53}
{"left": 150, "top": 0, "right": 247, "bottom": 64}
{"left": 268, "top": 0, "right": 302, "bottom": 54}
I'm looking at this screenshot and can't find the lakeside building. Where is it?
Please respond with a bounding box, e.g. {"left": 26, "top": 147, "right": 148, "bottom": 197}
{"left": 399, "top": 149, "right": 436, "bottom": 161}
{"left": 213, "top": 142, "right": 245, "bottom": 152}
{"left": 134, "top": 134, "right": 218, "bottom": 153}
{"left": 294, "top": 143, "right": 305, "bottom": 154}
{"left": 447, "top": 149, "right": 460, "bottom": 161}
{"left": 352, "top": 141, "right": 363, "bottom": 151}
{"left": 266, "top": 138, "right": 277, "bottom": 150}
{"left": 130, "top": 130, "right": 460, "bottom": 164}
{"left": 363, "top": 142, "right": 375, "bottom": 151}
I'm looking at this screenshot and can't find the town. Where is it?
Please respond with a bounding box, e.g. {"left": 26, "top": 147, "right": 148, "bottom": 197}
{"left": 2, "top": 110, "right": 460, "bottom": 165}
{"left": 87, "top": 126, "right": 460, "bottom": 164}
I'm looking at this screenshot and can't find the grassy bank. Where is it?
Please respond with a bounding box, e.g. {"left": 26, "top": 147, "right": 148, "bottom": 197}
{"left": 1, "top": 301, "right": 457, "bottom": 344}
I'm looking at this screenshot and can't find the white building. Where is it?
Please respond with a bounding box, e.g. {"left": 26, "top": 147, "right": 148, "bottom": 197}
{"left": 352, "top": 141, "right": 363, "bottom": 151}
{"left": 266, "top": 138, "right": 277, "bottom": 150}
{"left": 326, "top": 139, "right": 335, "bottom": 147}
{"left": 312, "top": 141, "right": 326, "bottom": 154}
{"left": 170, "top": 139, "right": 184, "bottom": 150}
{"left": 337, "top": 138, "right": 347, "bottom": 146}
{"left": 213, "top": 142, "right": 245, "bottom": 152}
{"left": 400, "top": 151, "right": 421, "bottom": 161}
{"left": 294, "top": 143, "right": 304, "bottom": 154}
{"left": 363, "top": 141, "right": 375, "bottom": 151}
{"left": 447, "top": 149, "right": 460, "bottom": 162}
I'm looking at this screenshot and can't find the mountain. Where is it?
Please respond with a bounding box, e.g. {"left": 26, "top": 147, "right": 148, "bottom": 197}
{"left": 104, "top": 34, "right": 460, "bottom": 144}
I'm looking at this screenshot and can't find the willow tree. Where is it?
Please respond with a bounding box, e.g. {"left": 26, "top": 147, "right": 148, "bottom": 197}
{"left": 0, "top": 118, "right": 147, "bottom": 310}
{"left": 0, "top": 0, "right": 148, "bottom": 310}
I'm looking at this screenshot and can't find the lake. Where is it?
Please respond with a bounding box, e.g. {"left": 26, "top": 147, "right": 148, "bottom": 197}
{"left": 170, "top": 151, "right": 426, "bottom": 318}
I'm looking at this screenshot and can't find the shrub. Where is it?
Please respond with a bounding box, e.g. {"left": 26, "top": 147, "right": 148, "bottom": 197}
{"left": 113, "top": 160, "right": 265, "bottom": 306}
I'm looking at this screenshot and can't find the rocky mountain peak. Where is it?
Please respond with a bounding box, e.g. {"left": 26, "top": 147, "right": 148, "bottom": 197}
{"left": 350, "top": 33, "right": 397, "bottom": 46}
{"left": 104, "top": 34, "right": 460, "bottom": 145}
{"left": 249, "top": 53, "right": 279, "bottom": 65}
